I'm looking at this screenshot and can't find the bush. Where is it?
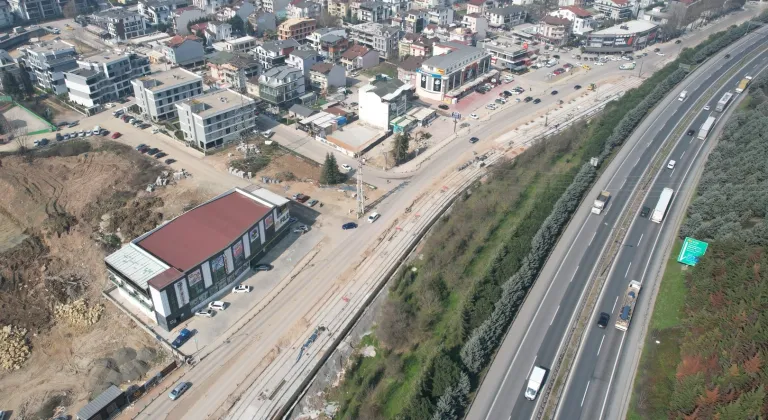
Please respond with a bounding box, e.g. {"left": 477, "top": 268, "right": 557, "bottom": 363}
{"left": 230, "top": 155, "right": 271, "bottom": 174}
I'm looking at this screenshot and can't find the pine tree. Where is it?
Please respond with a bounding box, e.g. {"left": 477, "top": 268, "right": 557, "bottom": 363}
{"left": 2, "top": 72, "right": 20, "bottom": 99}
{"left": 320, "top": 153, "right": 343, "bottom": 184}
{"left": 392, "top": 132, "right": 410, "bottom": 165}
{"left": 19, "top": 67, "right": 34, "bottom": 98}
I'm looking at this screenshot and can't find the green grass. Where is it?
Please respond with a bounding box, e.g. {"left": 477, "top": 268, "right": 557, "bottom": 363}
{"left": 649, "top": 239, "right": 688, "bottom": 331}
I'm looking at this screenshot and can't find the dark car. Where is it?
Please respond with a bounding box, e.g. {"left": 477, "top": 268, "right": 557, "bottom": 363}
{"left": 640, "top": 206, "right": 651, "bottom": 218}
{"left": 686, "top": 129, "right": 695, "bottom": 136}
{"left": 342, "top": 222, "right": 357, "bottom": 230}
{"left": 597, "top": 312, "right": 610, "bottom": 328}
{"left": 438, "top": 104, "right": 449, "bottom": 110}
{"left": 469, "top": 137, "right": 479, "bottom": 144}
{"left": 524, "top": 96, "right": 533, "bottom": 103}
{"left": 164, "top": 158, "right": 176, "bottom": 165}
{"left": 654, "top": 48, "right": 660, "bottom": 52}
{"left": 55, "top": 133, "right": 63, "bottom": 141}
{"left": 147, "top": 148, "right": 160, "bottom": 156}
{"left": 675, "top": 39, "right": 682, "bottom": 44}
{"left": 551, "top": 90, "right": 558, "bottom": 95}
{"left": 68, "top": 121, "right": 79, "bottom": 128}
{"left": 574, "top": 85, "right": 582, "bottom": 90}
{"left": 533, "top": 98, "right": 541, "bottom": 104}
{"left": 724, "top": 54, "right": 731, "bottom": 59}
{"left": 254, "top": 264, "right": 273, "bottom": 271}
{"left": 171, "top": 328, "right": 192, "bottom": 348}
{"left": 135, "top": 143, "right": 146, "bottom": 150}
{"left": 138, "top": 146, "right": 150, "bottom": 153}
{"left": 155, "top": 152, "right": 168, "bottom": 159}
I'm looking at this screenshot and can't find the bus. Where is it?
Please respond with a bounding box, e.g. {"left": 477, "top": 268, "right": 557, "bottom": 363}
{"left": 651, "top": 187, "right": 674, "bottom": 223}
{"left": 716, "top": 91, "right": 733, "bottom": 112}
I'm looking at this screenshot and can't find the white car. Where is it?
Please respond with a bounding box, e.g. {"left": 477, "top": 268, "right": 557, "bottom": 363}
{"left": 367, "top": 212, "right": 380, "bottom": 223}
{"left": 340, "top": 163, "right": 352, "bottom": 172}
{"left": 703, "top": 105, "right": 711, "bottom": 111}
{"left": 195, "top": 309, "right": 213, "bottom": 317}
{"left": 470, "top": 113, "right": 479, "bottom": 119}
{"left": 486, "top": 103, "right": 497, "bottom": 110}
{"left": 667, "top": 160, "right": 676, "bottom": 170}
{"left": 293, "top": 225, "right": 309, "bottom": 233}
{"left": 208, "top": 301, "right": 227, "bottom": 311}
{"left": 657, "top": 52, "right": 665, "bottom": 56}
{"left": 596, "top": 62, "right": 605, "bottom": 66}
{"left": 233, "top": 284, "right": 251, "bottom": 293}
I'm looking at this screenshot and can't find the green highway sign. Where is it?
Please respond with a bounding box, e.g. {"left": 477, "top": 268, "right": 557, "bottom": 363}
{"left": 677, "top": 237, "right": 709, "bottom": 266}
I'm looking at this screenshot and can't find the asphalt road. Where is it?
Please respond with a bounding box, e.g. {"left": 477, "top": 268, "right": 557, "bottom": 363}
{"left": 466, "top": 26, "right": 768, "bottom": 420}
{"left": 556, "top": 39, "right": 768, "bottom": 420}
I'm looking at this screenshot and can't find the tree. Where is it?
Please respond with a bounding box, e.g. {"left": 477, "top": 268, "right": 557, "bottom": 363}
{"left": 263, "top": 29, "right": 276, "bottom": 40}
{"left": 2, "top": 72, "right": 20, "bottom": 99}
{"left": 62, "top": 0, "right": 78, "bottom": 18}
{"left": 228, "top": 15, "right": 245, "bottom": 35}
{"left": 317, "top": 10, "right": 339, "bottom": 28}
{"left": 392, "top": 132, "right": 410, "bottom": 165}
{"left": 246, "top": 20, "right": 255, "bottom": 36}
{"left": 320, "top": 153, "right": 344, "bottom": 184}
{"left": 19, "top": 67, "right": 34, "bottom": 98}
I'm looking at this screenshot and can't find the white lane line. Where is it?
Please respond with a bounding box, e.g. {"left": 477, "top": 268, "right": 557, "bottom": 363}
{"left": 484, "top": 219, "right": 590, "bottom": 420}
{"left": 589, "top": 231, "right": 597, "bottom": 246}
{"left": 690, "top": 137, "right": 694, "bottom": 144}
{"left": 528, "top": 356, "right": 538, "bottom": 378}
{"left": 551, "top": 306, "right": 560, "bottom": 326}
{"left": 598, "top": 331, "right": 626, "bottom": 419}
{"left": 597, "top": 335, "right": 606, "bottom": 356}
{"left": 612, "top": 296, "right": 619, "bottom": 312}
{"left": 670, "top": 167, "right": 675, "bottom": 177}
{"left": 569, "top": 267, "right": 579, "bottom": 283}
{"left": 624, "top": 262, "right": 632, "bottom": 278}
{"left": 680, "top": 151, "right": 686, "bottom": 159}
{"left": 581, "top": 381, "right": 591, "bottom": 407}
{"left": 621, "top": 178, "right": 627, "bottom": 189}
{"left": 637, "top": 233, "right": 644, "bottom": 247}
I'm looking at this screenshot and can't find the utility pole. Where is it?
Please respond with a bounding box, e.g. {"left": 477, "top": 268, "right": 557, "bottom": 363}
{"left": 356, "top": 156, "right": 365, "bottom": 217}
{"left": 637, "top": 60, "right": 644, "bottom": 78}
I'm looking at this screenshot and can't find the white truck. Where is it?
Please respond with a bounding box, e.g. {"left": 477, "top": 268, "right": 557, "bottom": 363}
{"left": 678, "top": 90, "right": 688, "bottom": 101}
{"left": 591, "top": 191, "right": 611, "bottom": 215}
{"left": 615, "top": 280, "right": 641, "bottom": 331}
{"left": 697, "top": 116, "right": 716, "bottom": 140}
{"left": 525, "top": 366, "right": 547, "bottom": 400}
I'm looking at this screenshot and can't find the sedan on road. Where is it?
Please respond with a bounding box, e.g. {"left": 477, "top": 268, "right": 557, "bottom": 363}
{"left": 111, "top": 132, "right": 121, "bottom": 139}
{"left": 164, "top": 159, "right": 176, "bottom": 165}
{"left": 551, "top": 90, "right": 558, "bottom": 95}
{"left": 438, "top": 104, "right": 449, "bottom": 110}
{"left": 169, "top": 382, "right": 190, "bottom": 401}
{"left": 195, "top": 309, "right": 214, "bottom": 317}
{"left": 469, "top": 137, "right": 479, "bottom": 144}
{"left": 597, "top": 312, "right": 610, "bottom": 328}
{"left": 340, "top": 163, "right": 352, "bottom": 172}
{"left": 640, "top": 206, "right": 651, "bottom": 218}
{"left": 232, "top": 285, "right": 251, "bottom": 293}
{"left": 342, "top": 222, "right": 357, "bottom": 230}
{"left": 533, "top": 98, "right": 542, "bottom": 104}
{"left": 208, "top": 301, "right": 227, "bottom": 311}
{"left": 574, "top": 85, "right": 582, "bottom": 90}
{"left": 686, "top": 129, "right": 695, "bottom": 136}
{"left": 155, "top": 152, "right": 168, "bottom": 159}
{"left": 524, "top": 96, "right": 533, "bottom": 103}
{"left": 470, "top": 113, "right": 479, "bottom": 119}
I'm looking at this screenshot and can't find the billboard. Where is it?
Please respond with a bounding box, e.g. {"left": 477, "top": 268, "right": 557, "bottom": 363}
{"left": 677, "top": 237, "right": 709, "bottom": 266}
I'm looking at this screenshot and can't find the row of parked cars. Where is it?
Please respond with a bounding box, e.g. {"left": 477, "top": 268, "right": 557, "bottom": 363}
{"left": 35, "top": 125, "right": 113, "bottom": 147}
{"left": 134, "top": 143, "right": 175, "bottom": 164}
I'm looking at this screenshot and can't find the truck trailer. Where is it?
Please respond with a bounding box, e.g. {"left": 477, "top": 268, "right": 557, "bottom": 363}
{"left": 697, "top": 116, "right": 716, "bottom": 140}
{"left": 715, "top": 92, "right": 733, "bottom": 112}
{"left": 651, "top": 187, "right": 674, "bottom": 224}
{"left": 735, "top": 76, "right": 752, "bottom": 93}
{"left": 615, "top": 280, "right": 641, "bottom": 331}
{"left": 591, "top": 191, "right": 611, "bottom": 215}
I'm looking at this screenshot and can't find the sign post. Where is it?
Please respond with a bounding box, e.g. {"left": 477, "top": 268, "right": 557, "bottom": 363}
{"left": 677, "top": 237, "right": 709, "bottom": 266}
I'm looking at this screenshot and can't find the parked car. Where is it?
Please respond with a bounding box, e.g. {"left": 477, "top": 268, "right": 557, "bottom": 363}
{"left": 147, "top": 148, "right": 160, "bottom": 156}
{"left": 574, "top": 85, "right": 582, "bottom": 90}
{"left": 703, "top": 105, "right": 711, "bottom": 111}
{"left": 169, "top": 382, "right": 190, "bottom": 401}
{"left": 653, "top": 48, "right": 660, "bottom": 52}
{"left": 233, "top": 284, "right": 251, "bottom": 293}
{"left": 340, "top": 163, "right": 352, "bottom": 172}
{"left": 111, "top": 132, "right": 121, "bottom": 139}
{"left": 533, "top": 98, "right": 541, "bottom": 104}
{"left": 686, "top": 129, "right": 695, "bottom": 136}
{"left": 597, "top": 312, "right": 610, "bottom": 328}
{"left": 63, "top": 133, "right": 70, "bottom": 140}
{"left": 307, "top": 199, "right": 319, "bottom": 207}
{"left": 171, "top": 328, "right": 192, "bottom": 348}
{"left": 138, "top": 146, "right": 150, "bottom": 153}
{"left": 470, "top": 113, "right": 479, "bottom": 119}
{"left": 342, "top": 222, "right": 358, "bottom": 230}
{"left": 524, "top": 96, "right": 533, "bottom": 103}
{"left": 135, "top": 144, "right": 146, "bottom": 150}
{"left": 155, "top": 152, "right": 168, "bottom": 159}
{"left": 293, "top": 225, "right": 310, "bottom": 233}
{"left": 551, "top": 90, "right": 558, "bottom": 95}
{"left": 724, "top": 53, "right": 730, "bottom": 59}
{"left": 195, "top": 309, "right": 213, "bottom": 318}
{"left": 469, "top": 137, "right": 479, "bottom": 144}
{"left": 640, "top": 206, "right": 651, "bottom": 218}
{"left": 165, "top": 159, "right": 176, "bottom": 165}
{"left": 55, "top": 133, "right": 62, "bottom": 141}
{"left": 208, "top": 301, "right": 226, "bottom": 311}
{"left": 253, "top": 264, "right": 273, "bottom": 271}
{"left": 438, "top": 104, "right": 449, "bottom": 110}
{"left": 367, "top": 212, "right": 380, "bottom": 223}
{"left": 675, "top": 39, "right": 682, "bottom": 44}
{"left": 68, "top": 121, "right": 79, "bottom": 128}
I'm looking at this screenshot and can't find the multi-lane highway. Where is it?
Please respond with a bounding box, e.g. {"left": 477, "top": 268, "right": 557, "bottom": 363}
{"left": 467, "top": 25, "right": 768, "bottom": 420}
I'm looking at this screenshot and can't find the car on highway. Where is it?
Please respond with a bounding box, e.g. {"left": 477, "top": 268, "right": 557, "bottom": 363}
{"left": 195, "top": 309, "right": 213, "bottom": 317}
{"left": 654, "top": 48, "right": 660, "bottom": 52}
{"left": 340, "top": 163, "right": 352, "bottom": 172}
{"left": 367, "top": 212, "right": 380, "bottom": 223}
{"left": 233, "top": 284, "right": 251, "bottom": 293}
{"left": 551, "top": 90, "right": 558, "bottom": 95}
{"left": 438, "top": 104, "right": 449, "bottom": 110}
{"left": 469, "top": 137, "right": 479, "bottom": 144}
{"left": 169, "top": 382, "right": 190, "bottom": 401}
{"left": 574, "top": 85, "right": 582, "bottom": 90}
{"left": 675, "top": 39, "right": 682, "bottom": 44}
{"left": 208, "top": 301, "right": 227, "bottom": 311}
{"left": 470, "top": 113, "right": 479, "bottom": 119}
{"left": 640, "top": 206, "right": 651, "bottom": 218}
{"left": 253, "top": 264, "right": 272, "bottom": 271}
{"left": 686, "top": 129, "right": 695, "bottom": 136}
{"left": 171, "top": 328, "right": 192, "bottom": 348}
{"left": 657, "top": 52, "right": 665, "bottom": 56}
{"left": 597, "top": 312, "right": 610, "bottom": 328}
{"left": 667, "top": 160, "right": 676, "bottom": 170}
{"left": 533, "top": 98, "right": 541, "bottom": 104}
{"left": 724, "top": 53, "right": 731, "bottom": 59}
{"left": 703, "top": 105, "right": 711, "bottom": 111}
{"left": 342, "top": 222, "right": 357, "bottom": 230}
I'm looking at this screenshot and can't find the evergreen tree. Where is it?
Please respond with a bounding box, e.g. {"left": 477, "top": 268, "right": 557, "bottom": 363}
{"left": 228, "top": 15, "right": 245, "bottom": 35}
{"left": 19, "top": 67, "right": 34, "bottom": 98}
{"left": 392, "top": 132, "right": 410, "bottom": 165}
{"left": 320, "top": 153, "right": 343, "bottom": 184}
{"left": 2, "top": 72, "right": 20, "bottom": 99}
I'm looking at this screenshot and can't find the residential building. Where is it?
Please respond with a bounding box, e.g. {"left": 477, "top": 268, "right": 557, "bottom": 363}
{"left": 207, "top": 51, "right": 260, "bottom": 89}
{"left": 308, "top": 28, "right": 349, "bottom": 61}
{"left": 262, "top": 0, "right": 290, "bottom": 15}
{"left": 286, "top": 0, "right": 321, "bottom": 19}
{"left": 18, "top": 40, "right": 77, "bottom": 95}
{"left": 192, "top": 0, "right": 222, "bottom": 13}
{"left": 593, "top": 0, "right": 632, "bottom": 20}
{"left": 286, "top": 48, "right": 320, "bottom": 77}
{"left": 309, "top": 62, "right": 345, "bottom": 93}
{"left": 392, "top": 9, "right": 426, "bottom": 33}
{"left": 584, "top": 20, "right": 658, "bottom": 53}
{"left": 8, "top": 0, "right": 61, "bottom": 22}
{"left": 549, "top": 6, "right": 594, "bottom": 35}
{"left": 212, "top": 36, "right": 257, "bottom": 53}
{"left": 246, "top": 76, "right": 259, "bottom": 97}
{"left": 65, "top": 53, "right": 150, "bottom": 109}
{"left": 278, "top": 18, "right": 316, "bottom": 43}
{"left": 427, "top": 7, "right": 454, "bottom": 27}
{"left": 466, "top": 0, "right": 496, "bottom": 15}
{"left": 206, "top": 21, "right": 233, "bottom": 43}
{"left": 328, "top": 0, "right": 350, "bottom": 19}
{"left": 172, "top": 7, "right": 205, "bottom": 35}
{"left": 248, "top": 11, "right": 277, "bottom": 36}
{"left": 479, "top": 36, "right": 530, "bottom": 70}
{"left": 255, "top": 38, "right": 300, "bottom": 70}
{"left": 461, "top": 13, "right": 488, "bottom": 39}
{"left": 340, "top": 44, "right": 378, "bottom": 70}
{"left": 0, "top": 0, "right": 14, "bottom": 29}
{"left": 162, "top": 34, "right": 206, "bottom": 67}
{"left": 667, "top": 0, "right": 732, "bottom": 30}
{"left": 216, "top": 0, "right": 256, "bottom": 21}
{"left": 416, "top": 42, "right": 492, "bottom": 103}
{"left": 398, "top": 33, "right": 433, "bottom": 58}
{"left": 396, "top": 54, "right": 425, "bottom": 86}
{"left": 91, "top": 8, "right": 149, "bottom": 41}
{"left": 485, "top": 5, "right": 526, "bottom": 27}
{"left": 132, "top": 67, "right": 203, "bottom": 121}
{"left": 537, "top": 15, "right": 571, "bottom": 46}
{"left": 257, "top": 65, "right": 305, "bottom": 107}
{"left": 355, "top": 1, "right": 392, "bottom": 22}
{"left": 177, "top": 89, "right": 256, "bottom": 150}
{"left": 138, "top": 0, "right": 190, "bottom": 25}
{"left": 0, "top": 49, "right": 21, "bottom": 91}
{"left": 347, "top": 22, "right": 401, "bottom": 60}
{"left": 358, "top": 74, "right": 411, "bottom": 130}
{"left": 450, "top": 27, "right": 477, "bottom": 44}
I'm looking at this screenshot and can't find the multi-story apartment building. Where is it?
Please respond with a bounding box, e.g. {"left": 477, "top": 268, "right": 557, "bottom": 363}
{"left": 309, "top": 62, "right": 345, "bottom": 93}
{"left": 466, "top": 0, "right": 496, "bottom": 15}
{"left": 215, "top": 0, "right": 256, "bottom": 21}
{"left": 549, "top": 6, "right": 594, "bottom": 35}
{"left": 355, "top": 1, "right": 392, "bottom": 23}
{"left": 308, "top": 28, "right": 348, "bottom": 61}
{"left": 172, "top": 6, "right": 205, "bottom": 35}
{"left": 65, "top": 53, "right": 150, "bottom": 109}
{"left": 428, "top": 7, "right": 454, "bottom": 27}
{"left": 138, "top": 0, "right": 189, "bottom": 25}
{"left": 278, "top": 18, "right": 316, "bottom": 43}
{"left": 358, "top": 74, "right": 411, "bottom": 130}
{"left": 254, "top": 38, "right": 300, "bottom": 70}
{"left": 461, "top": 13, "right": 488, "bottom": 39}
{"left": 392, "top": 9, "right": 426, "bottom": 33}
{"left": 0, "top": 0, "right": 15, "bottom": 29}
{"left": 162, "top": 34, "right": 206, "bottom": 67}
{"left": 8, "top": 0, "right": 61, "bottom": 22}
{"left": 206, "top": 20, "right": 232, "bottom": 43}
{"left": 347, "top": 22, "right": 400, "bottom": 60}
{"left": 286, "top": 48, "right": 320, "bottom": 78}
{"left": 176, "top": 89, "right": 257, "bottom": 151}
{"left": 485, "top": 5, "right": 526, "bottom": 27}
{"left": 257, "top": 65, "right": 305, "bottom": 107}
{"left": 132, "top": 67, "right": 203, "bottom": 121}
{"left": 18, "top": 40, "right": 77, "bottom": 95}
{"left": 212, "top": 35, "right": 257, "bottom": 53}
{"left": 594, "top": 0, "right": 632, "bottom": 20}
{"left": 398, "top": 33, "right": 433, "bottom": 58}
{"left": 192, "top": 0, "right": 222, "bottom": 13}
{"left": 207, "top": 51, "right": 259, "bottom": 89}
{"left": 327, "top": 0, "right": 349, "bottom": 20}
{"left": 286, "top": 0, "right": 321, "bottom": 19}
{"left": 417, "top": 42, "right": 492, "bottom": 103}
{"left": 262, "top": 0, "right": 289, "bottom": 15}
{"left": 340, "top": 44, "right": 378, "bottom": 70}
{"left": 537, "top": 15, "right": 571, "bottom": 46}
{"left": 92, "top": 8, "right": 149, "bottom": 41}
{"left": 0, "top": 49, "right": 21, "bottom": 91}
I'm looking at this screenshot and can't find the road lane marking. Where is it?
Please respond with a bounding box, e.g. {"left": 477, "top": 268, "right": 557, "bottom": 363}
{"left": 570, "top": 267, "right": 579, "bottom": 283}
{"left": 670, "top": 167, "right": 675, "bottom": 177}
{"left": 597, "top": 335, "right": 606, "bottom": 356}
{"left": 680, "top": 151, "right": 685, "bottom": 159}
{"left": 598, "top": 331, "right": 626, "bottom": 419}
{"left": 624, "top": 262, "right": 632, "bottom": 278}
{"left": 612, "top": 296, "right": 619, "bottom": 312}
{"left": 528, "top": 356, "right": 537, "bottom": 378}
{"left": 581, "top": 381, "right": 591, "bottom": 407}
{"left": 621, "top": 178, "right": 627, "bottom": 189}
{"left": 551, "top": 306, "right": 560, "bottom": 326}
{"left": 589, "top": 231, "right": 597, "bottom": 246}
{"left": 637, "top": 233, "right": 644, "bottom": 247}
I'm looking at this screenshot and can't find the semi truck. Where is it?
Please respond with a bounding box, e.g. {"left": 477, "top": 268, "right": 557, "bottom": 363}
{"left": 525, "top": 366, "right": 547, "bottom": 400}
{"left": 591, "top": 191, "right": 611, "bottom": 215}
{"left": 715, "top": 92, "right": 733, "bottom": 112}
{"left": 735, "top": 76, "right": 752, "bottom": 93}
{"left": 697, "top": 116, "right": 716, "bottom": 140}
{"left": 615, "top": 280, "right": 641, "bottom": 331}
{"left": 651, "top": 187, "right": 674, "bottom": 223}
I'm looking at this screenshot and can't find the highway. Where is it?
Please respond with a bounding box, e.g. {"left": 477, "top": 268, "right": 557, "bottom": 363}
{"left": 466, "top": 25, "right": 768, "bottom": 420}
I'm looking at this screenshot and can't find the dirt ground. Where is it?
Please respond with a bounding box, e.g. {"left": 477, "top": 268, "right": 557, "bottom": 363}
{"left": 0, "top": 139, "right": 205, "bottom": 417}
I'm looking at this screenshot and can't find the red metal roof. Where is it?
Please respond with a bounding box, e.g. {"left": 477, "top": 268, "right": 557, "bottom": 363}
{"left": 139, "top": 191, "right": 272, "bottom": 274}
{"left": 561, "top": 6, "right": 592, "bottom": 17}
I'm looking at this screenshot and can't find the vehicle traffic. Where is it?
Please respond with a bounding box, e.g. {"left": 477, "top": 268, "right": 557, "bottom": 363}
{"left": 615, "top": 280, "right": 641, "bottom": 331}
{"left": 697, "top": 116, "right": 716, "bottom": 140}
{"left": 715, "top": 91, "right": 733, "bottom": 112}
{"left": 591, "top": 191, "right": 611, "bottom": 215}
{"left": 734, "top": 76, "right": 752, "bottom": 93}
{"left": 651, "top": 187, "right": 674, "bottom": 223}
{"left": 525, "top": 366, "right": 547, "bottom": 400}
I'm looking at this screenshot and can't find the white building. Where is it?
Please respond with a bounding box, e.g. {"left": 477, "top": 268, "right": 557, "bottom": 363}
{"left": 549, "top": 6, "right": 594, "bottom": 35}
{"left": 262, "top": 0, "right": 289, "bottom": 15}
{"left": 286, "top": 48, "right": 320, "bottom": 78}
{"left": 309, "top": 62, "right": 345, "bottom": 93}
{"left": 138, "top": 0, "right": 190, "bottom": 25}
{"left": 212, "top": 35, "right": 257, "bottom": 53}
{"left": 206, "top": 21, "right": 233, "bottom": 43}
{"left": 18, "top": 40, "right": 77, "bottom": 95}
{"left": 176, "top": 89, "right": 257, "bottom": 150}
{"left": 286, "top": 0, "right": 321, "bottom": 19}
{"left": 92, "top": 8, "right": 150, "bottom": 41}
{"left": 254, "top": 38, "right": 300, "bottom": 70}
{"left": 257, "top": 65, "right": 306, "bottom": 107}
{"left": 416, "top": 42, "right": 493, "bottom": 103}
{"left": 192, "top": 0, "right": 222, "bottom": 13}
{"left": 358, "top": 74, "right": 412, "bottom": 130}
{"left": 428, "top": 7, "right": 454, "bottom": 27}
{"left": 132, "top": 67, "right": 204, "bottom": 121}
{"left": 65, "top": 53, "right": 151, "bottom": 110}
{"left": 593, "top": 0, "right": 633, "bottom": 21}
{"left": 485, "top": 5, "right": 526, "bottom": 27}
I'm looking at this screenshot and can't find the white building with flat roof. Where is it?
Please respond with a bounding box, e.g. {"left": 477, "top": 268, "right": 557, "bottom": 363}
{"left": 19, "top": 40, "right": 78, "bottom": 95}
{"left": 65, "top": 53, "right": 151, "bottom": 110}
{"left": 176, "top": 89, "right": 257, "bottom": 151}
{"left": 132, "top": 67, "right": 204, "bottom": 121}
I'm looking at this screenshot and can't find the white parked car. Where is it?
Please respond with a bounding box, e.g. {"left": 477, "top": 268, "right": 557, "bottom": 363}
{"left": 233, "top": 284, "right": 251, "bottom": 293}
{"left": 208, "top": 301, "right": 227, "bottom": 311}
{"left": 340, "top": 163, "right": 352, "bottom": 172}
{"left": 367, "top": 212, "right": 380, "bottom": 223}
{"left": 195, "top": 309, "right": 213, "bottom": 317}
{"left": 293, "top": 225, "right": 310, "bottom": 233}
{"left": 667, "top": 160, "right": 676, "bottom": 170}
{"left": 657, "top": 52, "right": 665, "bottom": 56}
{"left": 596, "top": 62, "right": 605, "bottom": 66}
{"left": 470, "top": 113, "right": 479, "bottom": 119}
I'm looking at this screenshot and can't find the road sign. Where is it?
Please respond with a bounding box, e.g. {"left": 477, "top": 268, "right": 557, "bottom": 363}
{"left": 452, "top": 112, "right": 461, "bottom": 120}
{"left": 677, "top": 237, "right": 708, "bottom": 266}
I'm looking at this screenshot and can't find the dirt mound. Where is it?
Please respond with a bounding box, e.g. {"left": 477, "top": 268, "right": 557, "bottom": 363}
{"left": 87, "top": 346, "right": 153, "bottom": 397}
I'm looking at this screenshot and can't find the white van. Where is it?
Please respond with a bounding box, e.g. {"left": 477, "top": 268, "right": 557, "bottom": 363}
{"left": 525, "top": 366, "right": 547, "bottom": 401}
{"left": 678, "top": 91, "right": 688, "bottom": 101}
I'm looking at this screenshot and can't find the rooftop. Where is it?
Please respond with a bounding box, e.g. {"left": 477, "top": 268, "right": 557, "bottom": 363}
{"left": 227, "top": 35, "right": 257, "bottom": 45}
{"left": 541, "top": 15, "right": 571, "bottom": 25}
{"left": 326, "top": 122, "right": 385, "bottom": 153}
{"left": 138, "top": 189, "right": 272, "bottom": 274}
{"left": 341, "top": 44, "right": 370, "bottom": 59}
{"left": 279, "top": 17, "right": 316, "bottom": 28}
{"left": 136, "top": 67, "right": 201, "bottom": 92}
{"left": 487, "top": 5, "right": 525, "bottom": 15}
{"left": 289, "top": 103, "right": 316, "bottom": 118}
{"left": 77, "top": 386, "right": 125, "bottom": 420}
{"left": 207, "top": 51, "right": 259, "bottom": 68}
{"left": 97, "top": 8, "right": 142, "bottom": 19}
{"left": 398, "top": 55, "right": 426, "bottom": 72}
{"left": 290, "top": 48, "right": 318, "bottom": 58}
{"left": 560, "top": 6, "right": 592, "bottom": 17}
{"left": 79, "top": 53, "right": 130, "bottom": 65}
{"left": 362, "top": 75, "right": 411, "bottom": 100}
{"left": 423, "top": 43, "right": 485, "bottom": 71}
{"left": 23, "top": 40, "right": 75, "bottom": 54}
{"left": 105, "top": 243, "right": 168, "bottom": 290}
{"left": 260, "top": 38, "right": 300, "bottom": 53}
{"left": 165, "top": 34, "right": 202, "bottom": 47}
{"left": 177, "top": 88, "right": 255, "bottom": 118}
{"left": 592, "top": 20, "right": 658, "bottom": 35}
{"left": 350, "top": 22, "right": 400, "bottom": 36}
{"left": 259, "top": 65, "right": 302, "bottom": 85}
{"left": 310, "top": 62, "right": 334, "bottom": 74}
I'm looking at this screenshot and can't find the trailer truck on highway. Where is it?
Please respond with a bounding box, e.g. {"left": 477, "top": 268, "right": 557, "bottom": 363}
{"left": 697, "top": 116, "right": 716, "bottom": 140}
{"left": 651, "top": 187, "right": 674, "bottom": 223}
{"left": 715, "top": 92, "right": 733, "bottom": 112}
{"left": 735, "top": 76, "right": 752, "bottom": 93}
{"left": 591, "top": 191, "right": 611, "bottom": 215}
{"left": 615, "top": 280, "right": 641, "bottom": 331}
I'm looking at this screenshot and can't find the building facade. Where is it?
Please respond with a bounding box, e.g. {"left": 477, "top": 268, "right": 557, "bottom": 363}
{"left": 286, "top": 0, "right": 321, "bottom": 19}
{"left": 18, "top": 40, "right": 77, "bottom": 95}
{"left": 172, "top": 6, "right": 205, "bottom": 35}
{"left": 65, "top": 53, "right": 150, "bottom": 109}
{"left": 163, "top": 34, "right": 206, "bottom": 67}
{"left": 416, "top": 42, "right": 492, "bottom": 103}
{"left": 92, "top": 8, "right": 149, "bottom": 41}
{"left": 277, "top": 17, "right": 316, "bottom": 43}
{"left": 257, "top": 65, "right": 306, "bottom": 107}
{"left": 8, "top": 0, "right": 61, "bottom": 22}
{"left": 132, "top": 67, "right": 203, "bottom": 121}
{"left": 138, "top": 0, "right": 190, "bottom": 25}
{"left": 347, "top": 22, "right": 401, "bottom": 60}
{"left": 176, "top": 89, "right": 256, "bottom": 150}
{"left": 537, "top": 15, "right": 571, "bottom": 46}
{"left": 309, "top": 62, "right": 345, "bottom": 93}
{"left": 549, "top": 6, "right": 594, "bottom": 35}
{"left": 255, "top": 38, "right": 300, "bottom": 70}
{"left": 207, "top": 51, "right": 260, "bottom": 89}
{"left": 340, "top": 44, "right": 378, "bottom": 70}
{"left": 308, "top": 28, "right": 349, "bottom": 61}
{"left": 584, "top": 20, "right": 658, "bottom": 53}
{"left": 358, "top": 74, "right": 411, "bottom": 130}
{"left": 286, "top": 48, "right": 320, "bottom": 77}
{"left": 593, "top": 0, "right": 632, "bottom": 20}
{"left": 485, "top": 5, "right": 526, "bottom": 28}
